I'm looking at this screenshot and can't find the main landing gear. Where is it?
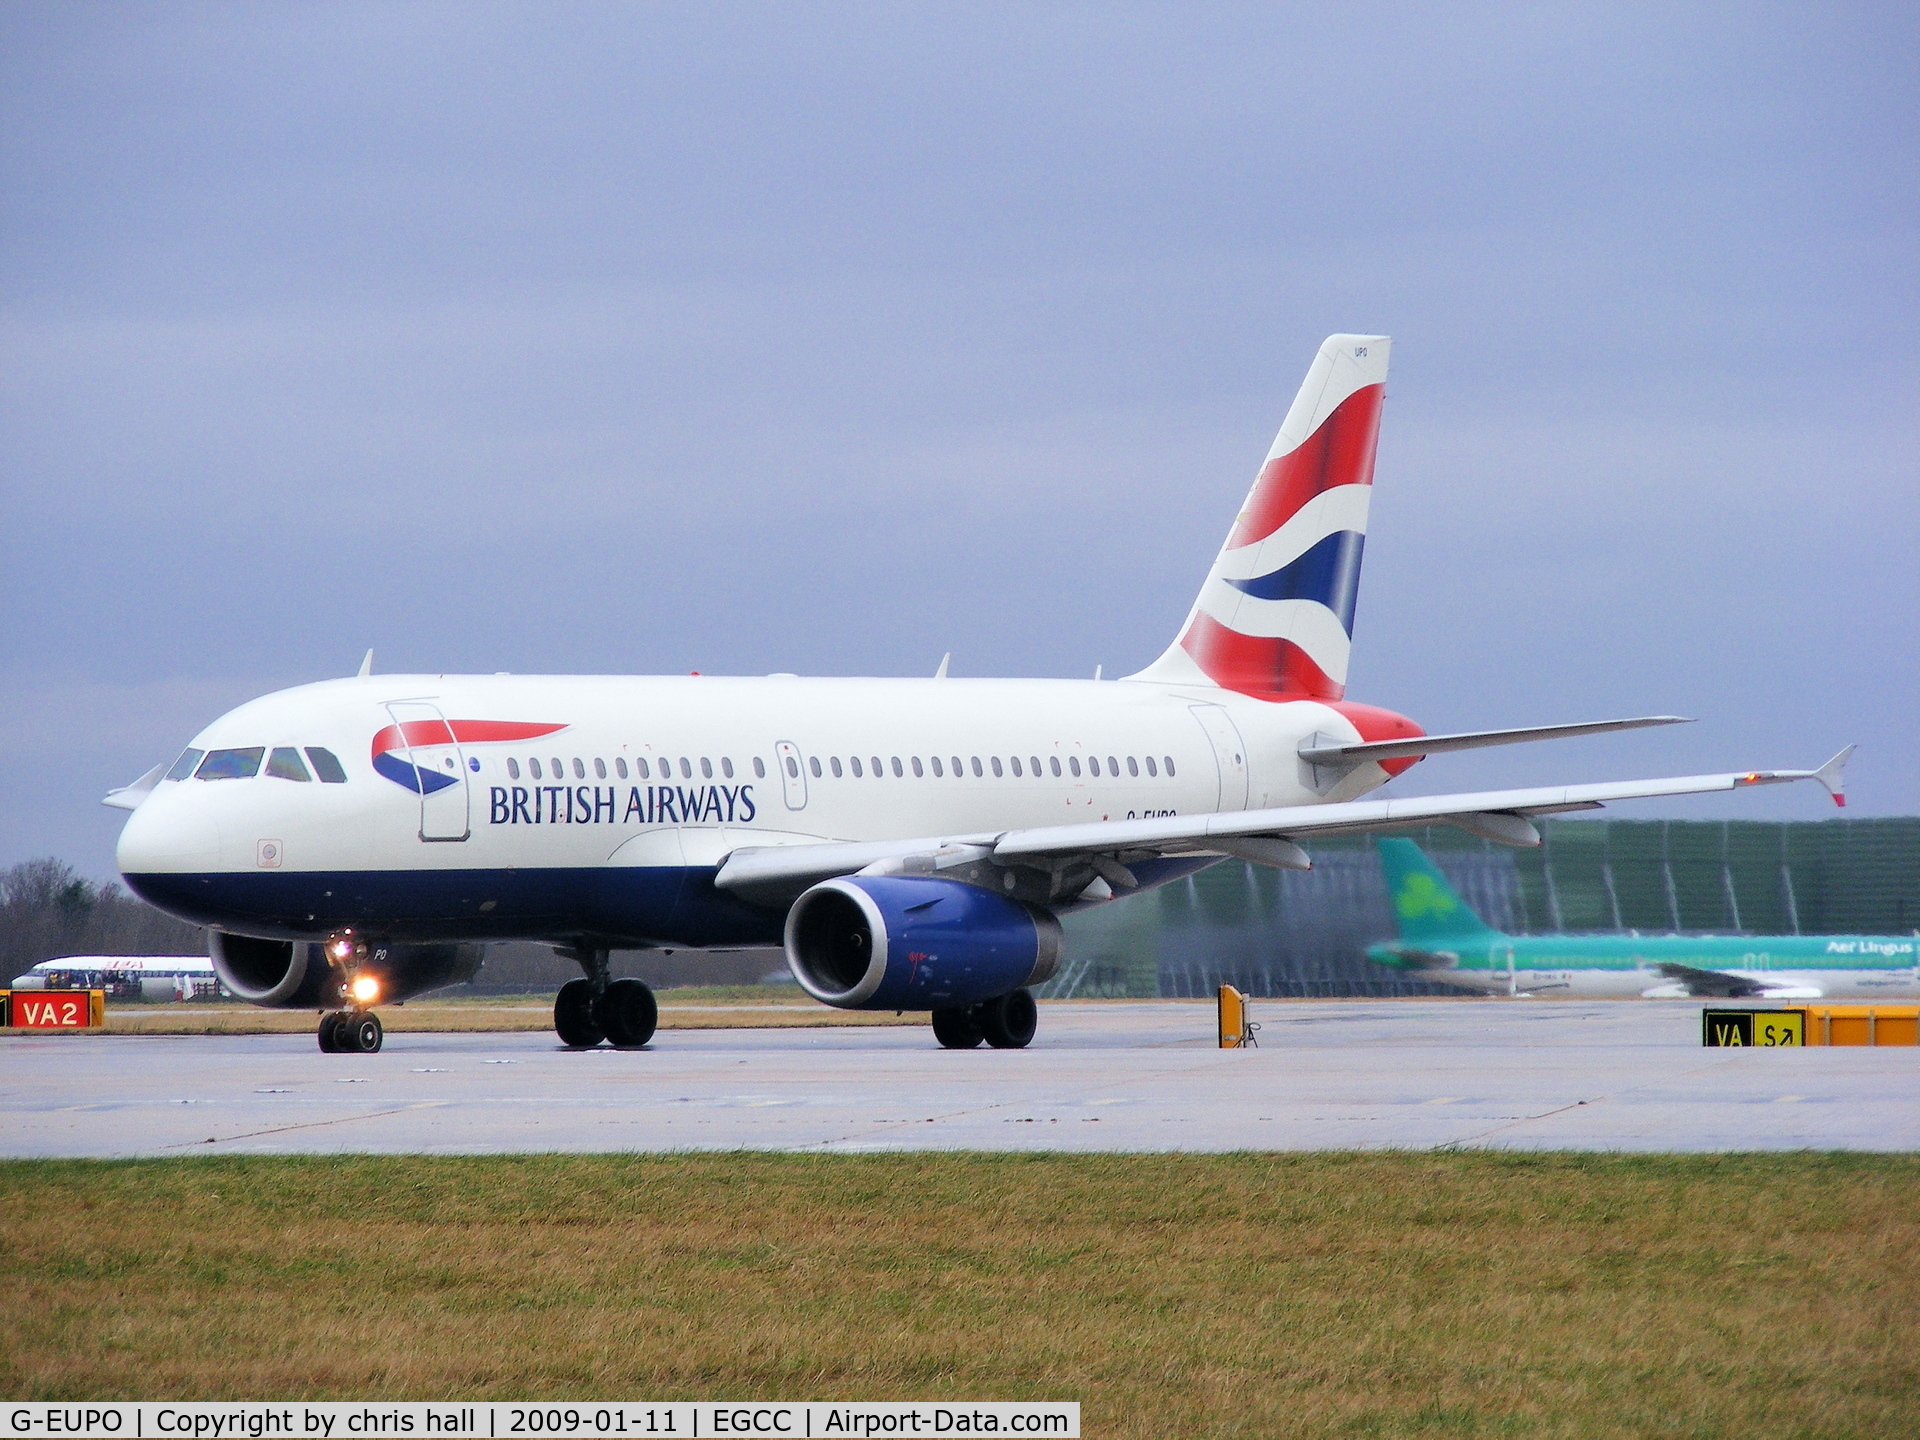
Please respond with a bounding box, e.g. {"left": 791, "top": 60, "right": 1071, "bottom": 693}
{"left": 553, "top": 947, "right": 658, "bottom": 1049}
{"left": 932, "top": 988, "right": 1038, "bottom": 1050}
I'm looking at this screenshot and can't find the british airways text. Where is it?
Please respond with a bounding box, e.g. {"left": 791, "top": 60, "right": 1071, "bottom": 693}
{"left": 489, "top": 785, "right": 757, "bottom": 825}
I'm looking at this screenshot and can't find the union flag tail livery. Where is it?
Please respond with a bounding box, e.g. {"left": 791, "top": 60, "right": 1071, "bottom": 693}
{"left": 106, "top": 330, "right": 1851, "bottom": 1056}
{"left": 1133, "top": 334, "right": 1389, "bottom": 700}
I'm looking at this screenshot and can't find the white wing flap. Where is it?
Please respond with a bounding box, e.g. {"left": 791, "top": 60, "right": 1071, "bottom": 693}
{"left": 713, "top": 754, "right": 1849, "bottom": 897}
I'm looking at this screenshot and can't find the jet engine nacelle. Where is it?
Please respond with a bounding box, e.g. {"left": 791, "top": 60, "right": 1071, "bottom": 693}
{"left": 783, "top": 875, "right": 1063, "bottom": 1010}
{"left": 208, "top": 931, "right": 480, "bottom": 1008}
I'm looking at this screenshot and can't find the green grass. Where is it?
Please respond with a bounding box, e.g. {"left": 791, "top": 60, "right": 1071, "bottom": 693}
{"left": 2, "top": 1153, "right": 1914, "bottom": 1437}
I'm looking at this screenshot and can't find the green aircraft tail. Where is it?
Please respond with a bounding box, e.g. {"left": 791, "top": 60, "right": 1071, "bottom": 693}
{"left": 1375, "top": 838, "right": 1505, "bottom": 944}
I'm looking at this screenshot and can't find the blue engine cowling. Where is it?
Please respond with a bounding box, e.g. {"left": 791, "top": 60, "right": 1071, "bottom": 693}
{"left": 783, "top": 875, "right": 1063, "bottom": 1010}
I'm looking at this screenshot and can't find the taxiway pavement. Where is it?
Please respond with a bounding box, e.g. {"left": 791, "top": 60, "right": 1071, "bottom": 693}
{"left": 6, "top": 1000, "right": 1916, "bottom": 1157}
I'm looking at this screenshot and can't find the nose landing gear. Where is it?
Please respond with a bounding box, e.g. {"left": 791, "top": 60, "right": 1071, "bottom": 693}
{"left": 319, "top": 1008, "right": 383, "bottom": 1053}
{"left": 554, "top": 947, "right": 658, "bottom": 1049}
{"left": 316, "top": 928, "right": 385, "bottom": 1053}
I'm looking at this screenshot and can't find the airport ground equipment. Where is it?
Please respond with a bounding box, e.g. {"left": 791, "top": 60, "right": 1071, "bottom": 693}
{"left": 1701, "top": 1005, "right": 1920, "bottom": 1046}
{"left": 1, "top": 989, "right": 106, "bottom": 1029}
{"left": 1802, "top": 1005, "right": 1920, "bottom": 1046}
{"left": 1218, "top": 984, "right": 1258, "bottom": 1047}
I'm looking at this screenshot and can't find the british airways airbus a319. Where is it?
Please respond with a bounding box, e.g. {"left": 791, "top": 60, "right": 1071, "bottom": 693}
{"left": 106, "top": 336, "right": 1853, "bottom": 1053}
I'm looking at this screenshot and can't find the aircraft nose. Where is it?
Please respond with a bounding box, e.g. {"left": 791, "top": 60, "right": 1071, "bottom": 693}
{"left": 116, "top": 791, "right": 222, "bottom": 878}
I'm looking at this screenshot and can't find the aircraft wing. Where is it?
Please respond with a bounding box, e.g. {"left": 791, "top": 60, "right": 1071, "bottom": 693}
{"left": 1650, "top": 963, "right": 1772, "bottom": 999}
{"left": 714, "top": 749, "right": 1852, "bottom": 904}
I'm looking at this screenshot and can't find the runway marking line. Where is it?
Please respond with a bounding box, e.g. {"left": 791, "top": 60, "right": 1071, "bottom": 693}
{"left": 161, "top": 1101, "right": 447, "bottom": 1150}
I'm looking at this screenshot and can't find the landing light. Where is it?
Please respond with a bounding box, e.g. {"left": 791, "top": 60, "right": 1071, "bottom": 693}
{"left": 350, "top": 975, "right": 381, "bottom": 1004}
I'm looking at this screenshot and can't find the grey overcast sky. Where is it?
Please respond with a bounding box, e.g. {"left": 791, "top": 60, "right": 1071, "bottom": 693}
{"left": 3, "top": 3, "right": 1915, "bottom": 882}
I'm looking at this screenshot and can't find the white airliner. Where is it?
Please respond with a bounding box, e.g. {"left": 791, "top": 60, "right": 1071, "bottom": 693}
{"left": 107, "top": 335, "right": 1851, "bottom": 1053}
{"left": 10, "top": 955, "right": 221, "bottom": 1000}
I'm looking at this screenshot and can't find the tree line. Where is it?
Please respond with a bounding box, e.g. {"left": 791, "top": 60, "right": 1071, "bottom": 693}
{"left": 1, "top": 859, "right": 206, "bottom": 979}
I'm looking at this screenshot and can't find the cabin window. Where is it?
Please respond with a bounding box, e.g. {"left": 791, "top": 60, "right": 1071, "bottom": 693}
{"left": 1127, "top": 756, "right": 1139, "bottom": 777}
{"left": 785, "top": 756, "right": 799, "bottom": 778}
{"left": 891, "top": 756, "right": 903, "bottom": 778}
{"left": 196, "top": 747, "right": 264, "bottom": 780}
{"left": 753, "top": 756, "right": 766, "bottom": 778}
{"left": 721, "top": 757, "right": 734, "bottom": 779}
{"left": 635, "top": 758, "right": 650, "bottom": 779}
{"left": 990, "top": 757, "right": 1003, "bottom": 777}
{"left": 679, "top": 758, "right": 693, "bottom": 779}
{"left": 570, "top": 758, "right": 583, "bottom": 780}
{"left": 306, "top": 748, "right": 348, "bottom": 783}
{"left": 1050, "top": 756, "right": 1062, "bottom": 777}
{"left": 615, "top": 758, "right": 628, "bottom": 779}
{"left": 831, "top": 756, "right": 843, "bottom": 778}
{"left": 551, "top": 756, "right": 564, "bottom": 776}
{"left": 931, "top": 756, "right": 943, "bottom": 777}
{"left": 701, "top": 757, "right": 714, "bottom": 779}
{"left": 950, "top": 755, "right": 963, "bottom": 776}
{"left": 970, "top": 756, "right": 983, "bottom": 777}
{"left": 1010, "top": 756, "right": 1021, "bottom": 776}
{"left": 1029, "top": 756, "right": 1041, "bottom": 776}
{"left": 1108, "top": 755, "right": 1120, "bottom": 775}
{"left": 1069, "top": 757, "right": 1081, "bottom": 777}
{"left": 851, "top": 757, "right": 864, "bottom": 777}
{"left": 1164, "top": 756, "right": 1176, "bottom": 776}
{"left": 266, "top": 747, "right": 312, "bottom": 782}
{"left": 507, "top": 757, "right": 522, "bottom": 780}
{"left": 911, "top": 756, "right": 924, "bottom": 777}
{"left": 809, "top": 756, "right": 822, "bottom": 778}
{"left": 870, "top": 755, "right": 883, "bottom": 777}
{"left": 165, "top": 748, "right": 205, "bottom": 781}
{"left": 529, "top": 758, "right": 544, "bottom": 780}
{"left": 1145, "top": 756, "right": 1157, "bottom": 777}
{"left": 1087, "top": 757, "right": 1100, "bottom": 777}
{"left": 594, "top": 758, "right": 607, "bottom": 779}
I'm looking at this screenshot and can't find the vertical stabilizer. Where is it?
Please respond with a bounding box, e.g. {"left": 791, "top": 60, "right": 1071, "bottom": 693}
{"left": 1131, "top": 334, "right": 1389, "bottom": 698}
{"left": 1376, "top": 838, "right": 1504, "bottom": 944}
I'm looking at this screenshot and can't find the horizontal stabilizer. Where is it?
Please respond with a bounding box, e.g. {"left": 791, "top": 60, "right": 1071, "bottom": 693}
{"left": 1298, "top": 715, "right": 1691, "bottom": 767}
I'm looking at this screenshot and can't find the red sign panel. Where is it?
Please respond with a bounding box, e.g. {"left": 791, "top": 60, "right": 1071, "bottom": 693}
{"left": 8, "top": 990, "right": 103, "bottom": 1029}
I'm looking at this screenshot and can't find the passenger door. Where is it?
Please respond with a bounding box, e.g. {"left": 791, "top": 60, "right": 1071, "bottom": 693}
{"left": 1188, "top": 704, "right": 1250, "bottom": 812}
{"left": 385, "top": 701, "right": 471, "bottom": 841}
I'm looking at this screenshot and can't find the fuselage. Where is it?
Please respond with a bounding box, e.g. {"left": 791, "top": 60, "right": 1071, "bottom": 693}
{"left": 118, "top": 672, "right": 1407, "bottom": 948}
{"left": 1369, "top": 932, "right": 1920, "bottom": 999}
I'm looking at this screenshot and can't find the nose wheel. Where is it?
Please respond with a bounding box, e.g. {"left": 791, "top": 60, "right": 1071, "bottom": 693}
{"left": 318, "top": 1009, "right": 383, "bottom": 1053}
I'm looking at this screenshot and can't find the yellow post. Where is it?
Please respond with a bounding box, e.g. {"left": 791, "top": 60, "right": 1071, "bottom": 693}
{"left": 1217, "top": 985, "right": 1257, "bottom": 1048}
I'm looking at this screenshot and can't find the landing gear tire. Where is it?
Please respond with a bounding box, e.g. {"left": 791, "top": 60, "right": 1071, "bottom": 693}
{"left": 345, "top": 1011, "right": 384, "bottom": 1053}
{"left": 596, "top": 977, "right": 658, "bottom": 1048}
{"left": 932, "top": 1005, "right": 985, "bottom": 1049}
{"left": 979, "top": 988, "right": 1037, "bottom": 1049}
{"left": 317, "top": 1013, "right": 342, "bottom": 1052}
{"left": 554, "top": 978, "right": 606, "bottom": 1048}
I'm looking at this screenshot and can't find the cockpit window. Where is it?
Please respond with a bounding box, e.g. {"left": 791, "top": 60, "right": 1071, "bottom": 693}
{"left": 196, "top": 747, "right": 264, "bottom": 780}
{"left": 305, "top": 747, "right": 348, "bottom": 784}
{"left": 165, "top": 748, "right": 205, "bottom": 781}
{"left": 267, "top": 747, "right": 312, "bottom": 782}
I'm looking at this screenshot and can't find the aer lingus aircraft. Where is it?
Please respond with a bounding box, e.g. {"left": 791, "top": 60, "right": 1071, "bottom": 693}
{"left": 106, "top": 335, "right": 1853, "bottom": 1053}
{"left": 1367, "top": 838, "right": 1917, "bottom": 999}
